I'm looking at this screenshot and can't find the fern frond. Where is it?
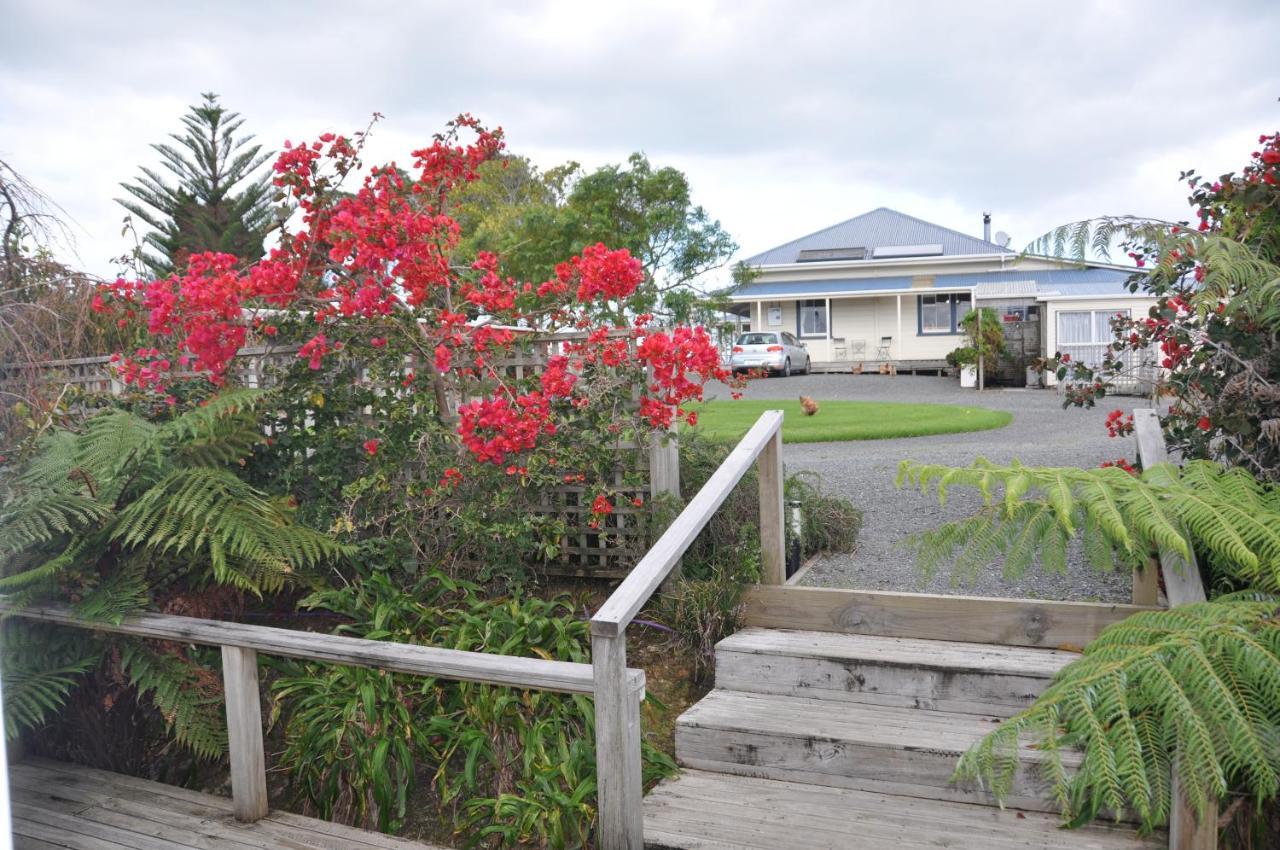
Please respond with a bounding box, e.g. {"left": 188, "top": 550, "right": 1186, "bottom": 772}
{"left": 0, "top": 622, "right": 100, "bottom": 739}
{"left": 900, "top": 459, "right": 1280, "bottom": 589}
{"left": 161, "top": 388, "right": 266, "bottom": 467}
{"left": 119, "top": 641, "right": 227, "bottom": 760}
{"left": 0, "top": 493, "right": 113, "bottom": 557}
{"left": 956, "top": 600, "right": 1280, "bottom": 830}
{"left": 112, "top": 467, "right": 349, "bottom": 595}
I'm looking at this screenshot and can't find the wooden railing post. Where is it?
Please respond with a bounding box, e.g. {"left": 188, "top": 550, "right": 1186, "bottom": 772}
{"left": 592, "top": 633, "right": 644, "bottom": 850}
{"left": 1132, "top": 558, "right": 1160, "bottom": 606}
{"left": 221, "top": 645, "right": 268, "bottom": 822}
{"left": 758, "top": 426, "right": 786, "bottom": 586}
{"left": 652, "top": 425, "right": 682, "bottom": 592}
{"left": 1133, "top": 408, "right": 1217, "bottom": 850}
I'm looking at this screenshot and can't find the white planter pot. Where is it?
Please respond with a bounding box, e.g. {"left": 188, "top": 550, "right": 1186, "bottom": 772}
{"left": 960, "top": 365, "right": 978, "bottom": 388}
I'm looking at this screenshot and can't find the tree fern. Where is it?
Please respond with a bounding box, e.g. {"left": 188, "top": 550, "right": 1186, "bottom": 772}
{"left": 0, "top": 389, "right": 349, "bottom": 755}
{"left": 902, "top": 457, "right": 1280, "bottom": 829}
{"left": 955, "top": 599, "right": 1280, "bottom": 831}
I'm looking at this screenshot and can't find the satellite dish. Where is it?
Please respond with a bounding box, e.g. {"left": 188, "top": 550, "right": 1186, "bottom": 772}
{"left": 994, "top": 230, "right": 1012, "bottom": 248}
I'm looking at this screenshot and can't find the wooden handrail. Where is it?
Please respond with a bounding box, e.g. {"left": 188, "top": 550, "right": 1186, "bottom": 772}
{"left": 1131, "top": 408, "right": 1216, "bottom": 850}
{"left": 591, "top": 410, "right": 785, "bottom": 638}
{"left": 590, "top": 409, "right": 786, "bottom": 849}
{"left": 0, "top": 603, "right": 629, "bottom": 696}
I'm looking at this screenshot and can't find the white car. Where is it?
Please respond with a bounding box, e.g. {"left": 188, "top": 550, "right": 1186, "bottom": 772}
{"left": 728, "top": 331, "right": 811, "bottom": 377}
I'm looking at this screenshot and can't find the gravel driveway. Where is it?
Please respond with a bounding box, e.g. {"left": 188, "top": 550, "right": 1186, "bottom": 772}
{"left": 703, "top": 374, "right": 1151, "bottom": 603}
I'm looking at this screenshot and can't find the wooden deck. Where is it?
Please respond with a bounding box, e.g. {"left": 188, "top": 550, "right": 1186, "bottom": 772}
{"left": 8, "top": 758, "right": 444, "bottom": 850}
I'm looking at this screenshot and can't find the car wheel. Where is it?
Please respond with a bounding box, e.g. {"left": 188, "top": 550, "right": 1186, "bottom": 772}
{"left": 802, "top": 356, "right": 811, "bottom": 375}
{"left": 782, "top": 358, "right": 791, "bottom": 378}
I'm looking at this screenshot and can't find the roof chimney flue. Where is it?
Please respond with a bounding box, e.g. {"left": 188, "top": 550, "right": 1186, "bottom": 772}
{"left": 982, "top": 212, "right": 992, "bottom": 243}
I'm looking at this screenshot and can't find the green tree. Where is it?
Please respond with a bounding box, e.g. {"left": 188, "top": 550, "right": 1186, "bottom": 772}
{"left": 451, "top": 152, "right": 737, "bottom": 317}
{"left": 117, "top": 93, "right": 274, "bottom": 276}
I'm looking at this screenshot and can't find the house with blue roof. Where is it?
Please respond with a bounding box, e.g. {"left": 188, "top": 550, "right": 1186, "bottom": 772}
{"left": 728, "top": 208, "right": 1155, "bottom": 384}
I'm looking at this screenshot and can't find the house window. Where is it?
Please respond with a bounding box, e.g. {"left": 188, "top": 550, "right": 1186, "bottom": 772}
{"left": 1057, "top": 309, "right": 1130, "bottom": 366}
{"left": 918, "top": 293, "right": 972, "bottom": 334}
{"left": 798, "top": 299, "right": 828, "bottom": 337}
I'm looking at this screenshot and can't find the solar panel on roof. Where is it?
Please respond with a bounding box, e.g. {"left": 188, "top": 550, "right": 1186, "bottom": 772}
{"left": 872, "top": 243, "right": 944, "bottom": 258}
{"left": 795, "top": 247, "right": 866, "bottom": 262}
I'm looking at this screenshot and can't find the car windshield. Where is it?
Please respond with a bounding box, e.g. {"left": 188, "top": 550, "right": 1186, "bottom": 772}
{"left": 737, "top": 333, "right": 778, "bottom": 345}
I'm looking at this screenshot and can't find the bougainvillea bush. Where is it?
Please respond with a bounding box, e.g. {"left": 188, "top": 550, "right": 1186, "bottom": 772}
{"left": 1035, "top": 131, "right": 1280, "bottom": 481}
{"left": 94, "top": 116, "right": 739, "bottom": 581}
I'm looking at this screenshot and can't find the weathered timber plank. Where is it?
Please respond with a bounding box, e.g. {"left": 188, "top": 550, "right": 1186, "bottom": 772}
{"left": 593, "top": 634, "right": 645, "bottom": 849}
{"left": 0, "top": 602, "right": 638, "bottom": 695}
{"left": 674, "top": 690, "right": 1078, "bottom": 815}
{"left": 715, "top": 628, "right": 1076, "bottom": 716}
{"left": 1132, "top": 409, "right": 1207, "bottom": 608}
{"left": 222, "top": 646, "right": 268, "bottom": 822}
{"left": 756, "top": 428, "right": 785, "bottom": 587}
{"left": 741, "top": 585, "right": 1152, "bottom": 648}
{"left": 10, "top": 759, "right": 442, "bottom": 849}
{"left": 1133, "top": 408, "right": 1217, "bottom": 850}
{"left": 643, "top": 771, "right": 1160, "bottom": 849}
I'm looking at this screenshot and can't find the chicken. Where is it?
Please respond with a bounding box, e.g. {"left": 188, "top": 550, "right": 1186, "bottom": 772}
{"left": 799, "top": 395, "right": 819, "bottom": 416}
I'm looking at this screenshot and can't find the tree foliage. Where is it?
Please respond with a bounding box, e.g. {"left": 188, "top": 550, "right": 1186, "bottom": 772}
{"left": 117, "top": 93, "right": 274, "bottom": 276}
{"left": 1031, "top": 132, "right": 1280, "bottom": 480}
{"left": 450, "top": 151, "right": 737, "bottom": 316}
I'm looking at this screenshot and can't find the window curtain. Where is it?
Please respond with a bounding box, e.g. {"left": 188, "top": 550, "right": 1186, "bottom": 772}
{"left": 1057, "top": 311, "right": 1092, "bottom": 344}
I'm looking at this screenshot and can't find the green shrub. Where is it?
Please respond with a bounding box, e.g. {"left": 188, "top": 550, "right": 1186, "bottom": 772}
{"left": 271, "top": 566, "right": 677, "bottom": 846}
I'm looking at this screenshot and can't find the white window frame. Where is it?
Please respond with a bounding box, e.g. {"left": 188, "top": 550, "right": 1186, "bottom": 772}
{"left": 918, "top": 292, "right": 971, "bottom": 335}
{"left": 798, "top": 299, "right": 829, "bottom": 338}
{"left": 1057, "top": 308, "right": 1129, "bottom": 367}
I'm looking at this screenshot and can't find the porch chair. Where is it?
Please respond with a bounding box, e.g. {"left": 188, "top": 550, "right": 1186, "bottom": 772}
{"left": 831, "top": 337, "right": 848, "bottom": 360}
{"left": 876, "top": 336, "right": 893, "bottom": 360}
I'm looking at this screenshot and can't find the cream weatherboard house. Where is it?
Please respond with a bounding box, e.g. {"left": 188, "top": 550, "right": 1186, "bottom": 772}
{"left": 729, "top": 208, "right": 1158, "bottom": 386}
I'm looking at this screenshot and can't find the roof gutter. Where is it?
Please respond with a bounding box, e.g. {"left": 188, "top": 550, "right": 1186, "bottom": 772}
{"left": 745, "top": 252, "right": 1018, "bottom": 273}
{"left": 729, "top": 285, "right": 977, "bottom": 302}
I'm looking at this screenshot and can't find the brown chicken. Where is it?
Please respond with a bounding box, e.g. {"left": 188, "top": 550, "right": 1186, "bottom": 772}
{"left": 798, "top": 395, "right": 819, "bottom": 416}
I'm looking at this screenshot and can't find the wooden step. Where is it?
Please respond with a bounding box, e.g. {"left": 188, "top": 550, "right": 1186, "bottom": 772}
{"left": 716, "top": 627, "right": 1078, "bottom": 716}
{"left": 643, "top": 769, "right": 1161, "bottom": 850}
{"left": 675, "top": 689, "right": 1079, "bottom": 813}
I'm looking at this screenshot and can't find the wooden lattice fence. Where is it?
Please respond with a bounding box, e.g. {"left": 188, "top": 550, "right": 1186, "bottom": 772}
{"left": 0, "top": 331, "right": 678, "bottom": 578}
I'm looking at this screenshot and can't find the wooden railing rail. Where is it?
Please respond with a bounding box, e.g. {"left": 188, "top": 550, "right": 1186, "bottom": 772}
{"left": 0, "top": 601, "right": 643, "bottom": 825}
{"left": 590, "top": 409, "right": 785, "bottom": 849}
{"left": 1132, "top": 408, "right": 1216, "bottom": 850}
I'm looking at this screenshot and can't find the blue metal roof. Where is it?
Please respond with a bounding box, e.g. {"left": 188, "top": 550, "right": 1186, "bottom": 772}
{"left": 742, "top": 207, "right": 1014, "bottom": 266}
{"left": 731, "top": 267, "right": 1141, "bottom": 300}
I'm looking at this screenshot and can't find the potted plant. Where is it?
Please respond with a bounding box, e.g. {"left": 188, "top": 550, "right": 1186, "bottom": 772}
{"left": 949, "top": 308, "right": 1006, "bottom": 389}
{"left": 946, "top": 346, "right": 979, "bottom": 387}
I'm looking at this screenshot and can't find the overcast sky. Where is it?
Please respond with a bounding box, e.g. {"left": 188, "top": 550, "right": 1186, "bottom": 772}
{"left": 2, "top": 0, "right": 1277, "bottom": 283}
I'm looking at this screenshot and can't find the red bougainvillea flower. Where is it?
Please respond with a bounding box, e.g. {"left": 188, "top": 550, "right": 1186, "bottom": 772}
{"left": 1104, "top": 409, "right": 1134, "bottom": 438}
{"left": 1198, "top": 416, "right": 1212, "bottom": 431}
{"left": 97, "top": 115, "right": 748, "bottom": 469}
{"left": 1100, "top": 458, "right": 1137, "bottom": 475}
{"left": 590, "top": 493, "right": 614, "bottom": 516}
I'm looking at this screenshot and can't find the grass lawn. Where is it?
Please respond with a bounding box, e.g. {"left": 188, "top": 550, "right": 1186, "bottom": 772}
{"left": 685, "top": 399, "right": 1013, "bottom": 444}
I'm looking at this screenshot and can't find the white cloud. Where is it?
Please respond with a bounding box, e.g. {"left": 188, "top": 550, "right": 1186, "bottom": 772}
{"left": 1, "top": 0, "right": 1277, "bottom": 279}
